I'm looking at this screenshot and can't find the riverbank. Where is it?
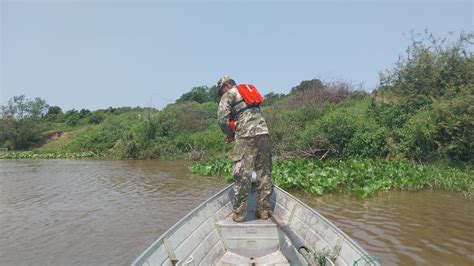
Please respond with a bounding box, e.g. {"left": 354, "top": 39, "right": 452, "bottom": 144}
{"left": 2, "top": 34, "right": 472, "bottom": 198}
{"left": 190, "top": 158, "right": 473, "bottom": 198}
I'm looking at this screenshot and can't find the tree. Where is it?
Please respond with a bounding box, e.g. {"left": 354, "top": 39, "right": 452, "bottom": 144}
{"left": 1, "top": 95, "right": 29, "bottom": 119}
{"left": 89, "top": 114, "right": 104, "bottom": 124}
{"left": 208, "top": 85, "right": 220, "bottom": 103}
{"left": 0, "top": 95, "right": 49, "bottom": 149}
{"left": 44, "top": 106, "right": 63, "bottom": 121}
{"left": 47, "top": 106, "right": 62, "bottom": 116}
{"left": 290, "top": 79, "right": 324, "bottom": 95}
{"left": 79, "top": 109, "right": 91, "bottom": 118}
{"left": 263, "top": 92, "right": 286, "bottom": 106}
{"left": 176, "top": 86, "right": 212, "bottom": 104}
{"left": 65, "top": 109, "right": 80, "bottom": 127}
{"left": 30, "top": 97, "right": 49, "bottom": 119}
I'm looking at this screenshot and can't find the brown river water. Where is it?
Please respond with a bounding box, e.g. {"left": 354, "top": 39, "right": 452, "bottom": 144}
{"left": 0, "top": 159, "right": 472, "bottom": 265}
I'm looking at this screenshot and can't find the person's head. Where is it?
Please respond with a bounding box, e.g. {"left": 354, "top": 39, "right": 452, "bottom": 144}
{"left": 217, "top": 75, "right": 236, "bottom": 97}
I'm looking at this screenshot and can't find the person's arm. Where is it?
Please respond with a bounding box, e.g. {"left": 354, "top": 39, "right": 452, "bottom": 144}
{"left": 217, "top": 91, "right": 235, "bottom": 141}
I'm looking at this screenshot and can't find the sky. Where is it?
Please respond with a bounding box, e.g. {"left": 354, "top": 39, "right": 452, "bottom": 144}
{"left": 1, "top": 0, "right": 473, "bottom": 111}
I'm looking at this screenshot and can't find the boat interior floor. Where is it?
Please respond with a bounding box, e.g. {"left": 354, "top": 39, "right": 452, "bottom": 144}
{"left": 216, "top": 250, "right": 289, "bottom": 266}
{"left": 213, "top": 211, "right": 298, "bottom": 266}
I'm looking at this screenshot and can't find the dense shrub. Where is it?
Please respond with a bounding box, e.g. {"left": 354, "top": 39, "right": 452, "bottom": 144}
{"left": 89, "top": 114, "right": 104, "bottom": 124}
{"left": 155, "top": 102, "right": 213, "bottom": 138}
{"left": 375, "top": 32, "right": 474, "bottom": 164}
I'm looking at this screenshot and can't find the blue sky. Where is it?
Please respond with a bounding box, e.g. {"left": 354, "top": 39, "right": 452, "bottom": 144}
{"left": 1, "top": 0, "right": 473, "bottom": 110}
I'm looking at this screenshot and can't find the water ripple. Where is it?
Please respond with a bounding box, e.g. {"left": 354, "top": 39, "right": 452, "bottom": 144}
{"left": 1, "top": 160, "right": 473, "bottom": 265}
{"left": 296, "top": 190, "right": 474, "bottom": 265}
{"left": 0, "top": 159, "right": 227, "bottom": 265}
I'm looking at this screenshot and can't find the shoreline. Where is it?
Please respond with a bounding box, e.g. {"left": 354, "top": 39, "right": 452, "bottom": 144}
{"left": 2, "top": 151, "right": 472, "bottom": 198}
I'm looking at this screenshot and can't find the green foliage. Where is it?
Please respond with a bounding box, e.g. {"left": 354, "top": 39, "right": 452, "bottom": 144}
{"left": 47, "top": 106, "right": 62, "bottom": 115}
{"left": 2, "top": 31, "right": 472, "bottom": 172}
{"left": 319, "top": 111, "right": 358, "bottom": 158}
{"left": 1, "top": 95, "right": 49, "bottom": 120}
{"left": 191, "top": 158, "right": 473, "bottom": 198}
{"left": 431, "top": 94, "right": 474, "bottom": 162}
{"left": 190, "top": 158, "right": 232, "bottom": 179}
{"left": 263, "top": 92, "right": 286, "bottom": 106}
{"left": 292, "top": 96, "right": 389, "bottom": 159}
{"left": 155, "top": 102, "right": 214, "bottom": 138}
{"left": 265, "top": 81, "right": 360, "bottom": 158}
{"left": 69, "top": 126, "right": 117, "bottom": 152}
{"left": 44, "top": 106, "right": 63, "bottom": 122}
{"left": 375, "top": 31, "right": 474, "bottom": 164}
{"left": 380, "top": 32, "right": 474, "bottom": 103}
{"left": 79, "top": 109, "right": 91, "bottom": 118}
{"left": 0, "top": 151, "right": 105, "bottom": 159}
{"left": 290, "top": 79, "right": 324, "bottom": 94}
{"left": 88, "top": 114, "right": 104, "bottom": 124}
{"left": 65, "top": 109, "right": 80, "bottom": 127}
{"left": 176, "top": 85, "right": 219, "bottom": 104}
{"left": 398, "top": 94, "right": 474, "bottom": 163}
{"left": 0, "top": 95, "right": 49, "bottom": 149}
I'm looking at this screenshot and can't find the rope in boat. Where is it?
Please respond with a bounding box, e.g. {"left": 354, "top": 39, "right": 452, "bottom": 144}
{"left": 310, "top": 249, "right": 381, "bottom": 266}
{"left": 310, "top": 248, "right": 331, "bottom": 266}
{"left": 352, "top": 254, "right": 382, "bottom": 265}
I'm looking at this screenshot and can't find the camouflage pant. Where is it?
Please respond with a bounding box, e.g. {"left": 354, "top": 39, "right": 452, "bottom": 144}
{"left": 231, "top": 134, "right": 273, "bottom": 218}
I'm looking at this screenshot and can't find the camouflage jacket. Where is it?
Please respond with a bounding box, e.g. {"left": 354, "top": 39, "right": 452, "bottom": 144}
{"left": 217, "top": 86, "right": 269, "bottom": 139}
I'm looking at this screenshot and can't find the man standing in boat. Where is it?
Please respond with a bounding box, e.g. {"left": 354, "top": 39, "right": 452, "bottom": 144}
{"left": 217, "top": 75, "right": 273, "bottom": 222}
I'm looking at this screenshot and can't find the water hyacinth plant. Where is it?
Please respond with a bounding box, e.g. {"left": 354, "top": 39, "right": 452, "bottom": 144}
{"left": 0, "top": 151, "right": 106, "bottom": 159}
{"left": 190, "top": 158, "right": 473, "bottom": 198}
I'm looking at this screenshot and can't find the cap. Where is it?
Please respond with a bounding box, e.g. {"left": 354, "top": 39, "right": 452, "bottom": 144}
{"left": 217, "top": 75, "right": 232, "bottom": 90}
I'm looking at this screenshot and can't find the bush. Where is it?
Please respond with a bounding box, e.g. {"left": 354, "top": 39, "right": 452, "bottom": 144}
{"left": 65, "top": 110, "right": 80, "bottom": 127}
{"left": 176, "top": 86, "right": 218, "bottom": 104}
{"left": 432, "top": 94, "right": 474, "bottom": 162}
{"left": 155, "top": 102, "right": 213, "bottom": 138}
{"left": 89, "top": 114, "right": 104, "bottom": 124}
{"left": 374, "top": 31, "right": 474, "bottom": 164}
{"left": 399, "top": 93, "right": 474, "bottom": 163}
{"left": 380, "top": 32, "right": 474, "bottom": 105}
{"left": 399, "top": 107, "right": 439, "bottom": 162}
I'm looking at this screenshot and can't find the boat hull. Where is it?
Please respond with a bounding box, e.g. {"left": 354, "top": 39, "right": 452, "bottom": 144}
{"left": 132, "top": 184, "right": 376, "bottom": 266}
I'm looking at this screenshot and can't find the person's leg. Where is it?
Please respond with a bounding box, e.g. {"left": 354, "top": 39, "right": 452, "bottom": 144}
{"left": 254, "top": 134, "right": 273, "bottom": 218}
{"left": 231, "top": 138, "right": 256, "bottom": 221}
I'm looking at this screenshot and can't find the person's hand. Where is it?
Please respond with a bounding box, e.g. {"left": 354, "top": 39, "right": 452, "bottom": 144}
{"left": 224, "top": 137, "right": 234, "bottom": 144}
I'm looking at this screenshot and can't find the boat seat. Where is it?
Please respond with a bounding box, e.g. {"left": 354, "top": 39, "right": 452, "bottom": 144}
{"left": 216, "top": 250, "right": 290, "bottom": 266}
{"left": 215, "top": 215, "right": 281, "bottom": 259}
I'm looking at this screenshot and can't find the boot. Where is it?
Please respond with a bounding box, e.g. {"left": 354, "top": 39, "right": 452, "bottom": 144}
{"left": 232, "top": 213, "right": 245, "bottom": 222}
{"left": 256, "top": 210, "right": 269, "bottom": 220}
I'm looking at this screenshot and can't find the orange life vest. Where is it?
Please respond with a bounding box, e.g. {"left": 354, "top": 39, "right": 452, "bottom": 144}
{"left": 236, "top": 84, "right": 264, "bottom": 106}
{"left": 229, "top": 84, "right": 264, "bottom": 132}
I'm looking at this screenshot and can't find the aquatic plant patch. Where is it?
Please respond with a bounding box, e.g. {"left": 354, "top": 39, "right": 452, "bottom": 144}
{"left": 190, "top": 158, "right": 473, "bottom": 197}
{"left": 0, "top": 151, "right": 106, "bottom": 159}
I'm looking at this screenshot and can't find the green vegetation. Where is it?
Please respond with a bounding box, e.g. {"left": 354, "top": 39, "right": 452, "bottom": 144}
{"left": 0, "top": 151, "right": 105, "bottom": 159}
{"left": 0, "top": 31, "right": 472, "bottom": 196}
{"left": 190, "top": 158, "right": 473, "bottom": 198}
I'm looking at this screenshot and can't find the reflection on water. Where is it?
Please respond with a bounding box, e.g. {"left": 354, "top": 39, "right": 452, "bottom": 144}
{"left": 0, "top": 159, "right": 473, "bottom": 265}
